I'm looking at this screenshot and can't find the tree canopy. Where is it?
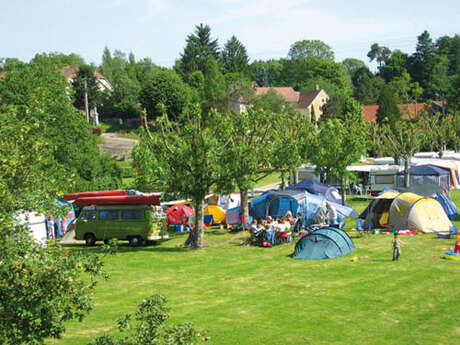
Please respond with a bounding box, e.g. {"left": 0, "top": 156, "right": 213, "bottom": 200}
{"left": 221, "top": 35, "right": 249, "bottom": 74}
{"left": 288, "top": 40, "right": 335, "bottom": 61}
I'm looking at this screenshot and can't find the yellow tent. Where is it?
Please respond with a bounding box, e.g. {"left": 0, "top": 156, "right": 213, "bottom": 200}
{"left": 364, "top": 192, "right": 452, "bottom": 233}
{"left": 204, "top": 205, "right": 226, "bottom": 224}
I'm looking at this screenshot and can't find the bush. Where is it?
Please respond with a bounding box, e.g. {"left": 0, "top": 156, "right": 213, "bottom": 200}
{"left": 0, "top": 220, "right": 107, "bottom": 344}
{"left": 88, "top": 294, "right": 206, "bottom": 345}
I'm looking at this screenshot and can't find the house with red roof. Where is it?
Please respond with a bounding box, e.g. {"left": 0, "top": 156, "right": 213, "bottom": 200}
{"left": 362, "top": 102, "right": 445, "bottom": 122}
{"left": 56, "top": 66, "right": 113, "bottom": 92}
{"left": 232, "top": 84, "right": 329, "bottom": 120}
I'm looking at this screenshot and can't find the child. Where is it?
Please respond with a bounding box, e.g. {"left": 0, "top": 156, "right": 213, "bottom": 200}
{"left": 392, "top": 231, "right": 404, "bottom": 261}
{"left": 454, "top": 233, "right": 460, "bottom": 254}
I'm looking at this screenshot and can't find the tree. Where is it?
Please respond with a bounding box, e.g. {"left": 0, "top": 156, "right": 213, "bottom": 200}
{"left": 201, "top": 58, "right": 227, "bottom": 114}
{"left": 420, "top": 110, "right": 455, "bottom": 157}
{"left": 133, "top": 106, "right": 229, "bottom": 247}
{"left": 72, "top": 64, "right": 102, "bottom": 112}
{"left": 31, "top": 52, "right": 86, "bottom": 67}
{"left": 342, "top": 58, "right": 366, "bottom": 78}
{"left": 249, "top": 59, "right": 286, "bottom": 86}
{"left": 376, "top": 85, "right": 401, "bottom": 128}
{"left": 221, "top": 35, "right": 249, "bottom": 74}
{"left": 218, "top": 99, "right": 313, "bottom": 227}
{"left": 309, "top": 99, "right": 368, "bottom": 204}
{"left": 367, "top": 43, "right": 391, "bottom": 68}
{"left": 428, "top": 55, "right": 451, "bottom": 102}
{"left": 408, "top": 30, "right": 436, "bottom": 94}
{"left": 0, "top": 62, "right": 122, "bottom": 195}
{"left": 0, "top": 224, "right": 107, "bottom": 344}
{"left": 178, "top": 23, "right": 219, "bottom": 79}
{"left": 380, "top": 119, "right": 422, "bottom": 188}
{"left": 139, "top": 69, "right": 191, "bottom": 121}
{"left": 288, "top": 40, "right": 335, "bottom": 61}
{"left": 352, "top": 67, "right": 384, "bottom": 105}
{"left": 379, "top": 50, "right": 409, "bottom": 82}
{"left": 284, "top": 57, "right": 352, "bottom": 96}
{"left": 389, "top": 70, "right": 423, "bottom": 104}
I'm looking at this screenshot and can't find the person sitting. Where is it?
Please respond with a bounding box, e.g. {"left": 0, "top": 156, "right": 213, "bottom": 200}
{"left": 264, "top": 217, "right": 276, "bottom": 246}
{"left": 250, "top": 219, "right": 265, "bottom": 246}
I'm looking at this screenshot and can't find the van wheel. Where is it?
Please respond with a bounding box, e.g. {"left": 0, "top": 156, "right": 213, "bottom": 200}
{"left": 85, "top": 233, "right": 96, "bottom": 246}
{"left": 129, "top": 236, "right": 142, "bottom": 247}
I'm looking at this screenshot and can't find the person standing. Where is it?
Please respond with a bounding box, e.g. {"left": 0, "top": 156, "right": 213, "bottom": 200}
{"left": 326, "top": 202, "right": 337, "bottom": 226}
{"left": 46, "top": 216, "right": 55, "bottom": 240}
{"left": 392, "top": 231, "right": 404, "bottom": 261}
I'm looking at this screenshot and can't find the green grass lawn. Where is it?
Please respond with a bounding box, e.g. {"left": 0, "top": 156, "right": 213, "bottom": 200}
{"left": 254, "top": 172, "right": 282, "bottom": 188}
{"left": 50, "top": 193, "right": 460, "bottom": 345}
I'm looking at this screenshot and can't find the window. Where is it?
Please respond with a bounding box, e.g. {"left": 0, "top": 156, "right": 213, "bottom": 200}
{"left": 375, "top": 175, "right": 394, "bottom": 184}
{"left": 99, "top": 211, "right": 119, "bottom": 220}
{"left": 80, "top": 211, "right": 96, "bottom": 221}
{"left": 121, "top": 210, "right": 144, "bottom": 220}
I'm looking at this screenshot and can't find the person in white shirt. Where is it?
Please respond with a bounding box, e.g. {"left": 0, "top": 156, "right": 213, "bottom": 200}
{"left": 326, "top": 202, "right": 338, "bottom": 226}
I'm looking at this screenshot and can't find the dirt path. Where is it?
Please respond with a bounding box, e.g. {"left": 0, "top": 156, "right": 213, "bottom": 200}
{"left": 99, "top": 133, "right": 138, "bottom": 159}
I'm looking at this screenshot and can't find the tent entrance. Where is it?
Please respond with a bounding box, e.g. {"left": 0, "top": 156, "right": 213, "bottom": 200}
{"left": 267, "top": 197, "right": 299, "bottom": 218}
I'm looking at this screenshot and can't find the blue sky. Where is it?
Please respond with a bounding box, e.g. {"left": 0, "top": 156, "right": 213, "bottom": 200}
{"left": 1, "top": 0, "right": 459, "bottom": 68}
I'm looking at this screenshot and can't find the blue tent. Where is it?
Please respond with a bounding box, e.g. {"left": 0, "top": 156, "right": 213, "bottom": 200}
{"left": 287, "top": 179, "right": 341, "bottom": 203}
{"left": 293, "top": 227, "right": 355, "bottom": 259}
{"left": 249, "top": 190, "right": 357, "bottom": 227}
{"left": 429, "top": 193, "right": 458, "bottom": 220}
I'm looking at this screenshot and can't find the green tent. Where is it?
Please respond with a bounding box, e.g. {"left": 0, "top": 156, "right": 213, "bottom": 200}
{"left": 293, "top": 227, "right": 355, "bottom": 260}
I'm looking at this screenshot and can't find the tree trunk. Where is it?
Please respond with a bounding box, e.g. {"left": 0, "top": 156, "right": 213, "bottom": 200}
{"left": 404, "top": 158, "right": 410, "bottom": 188}
{"left": 290, "top": 169, "right": 299, "bottom": 185}
{"left": 340, "top": 175, "right": 346, "bottom": 206}
{"left": 280, "top": 171, "right": 286, "bottom": 190}
{"left": 185, "top": 199, "right": 204, "bottom": 247}
{"left": 240, "top": 190, "right": 250, "bottom": 229}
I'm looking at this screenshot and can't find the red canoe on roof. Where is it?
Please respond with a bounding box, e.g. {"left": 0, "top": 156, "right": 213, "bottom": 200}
{"left": 62, "top": 190, "right": 127, "bottom": 201}
{"left": 75, "top": 195, "right": 161, "bottom": 207}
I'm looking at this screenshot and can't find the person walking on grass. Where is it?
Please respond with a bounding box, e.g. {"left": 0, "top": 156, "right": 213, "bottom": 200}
{"left": 392, "top": 231, "right": 405, "bottom": 261}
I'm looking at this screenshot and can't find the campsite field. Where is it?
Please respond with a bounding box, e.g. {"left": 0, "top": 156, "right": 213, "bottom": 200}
{"left": 51, "top": 193, "right": 460, "bottom": 345}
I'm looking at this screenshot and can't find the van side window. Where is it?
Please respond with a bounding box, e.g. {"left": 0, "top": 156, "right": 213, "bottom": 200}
{"left": 99, "top": 211, "right": 119, "bottom": 220}
{"left": 121, "top": 210, "right": 144, "bottom": 220}
{"left": 81, "top": 211, "right": 96, "bottom": 220}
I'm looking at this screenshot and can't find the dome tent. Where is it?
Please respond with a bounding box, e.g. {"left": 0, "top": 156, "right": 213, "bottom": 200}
{"left": 204, "top": 205, "right": 226, "bottom": 224}
{"left": 293, "top": 227, "right": 355, "bottom": 259}
{"left": 362, "top": 192, "right": 453, "bottom": 233}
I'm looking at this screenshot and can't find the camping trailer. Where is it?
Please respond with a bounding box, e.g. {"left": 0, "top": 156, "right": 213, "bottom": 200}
{"left": 347, "top": 165, "right": 401, "bottom": 195}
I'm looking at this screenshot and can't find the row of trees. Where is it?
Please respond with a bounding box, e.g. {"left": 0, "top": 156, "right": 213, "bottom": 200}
{"left": 4, "top": 26, "right": 457, "bottom": 127}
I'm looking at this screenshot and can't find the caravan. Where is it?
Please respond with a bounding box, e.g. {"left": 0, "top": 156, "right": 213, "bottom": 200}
{"left": 348, "top": 165, "right": 401, "bottom": 195}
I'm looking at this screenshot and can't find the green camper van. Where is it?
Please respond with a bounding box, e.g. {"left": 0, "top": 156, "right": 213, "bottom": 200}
{"left": 75, "top": 204, "right": 168, "bottom": 246}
